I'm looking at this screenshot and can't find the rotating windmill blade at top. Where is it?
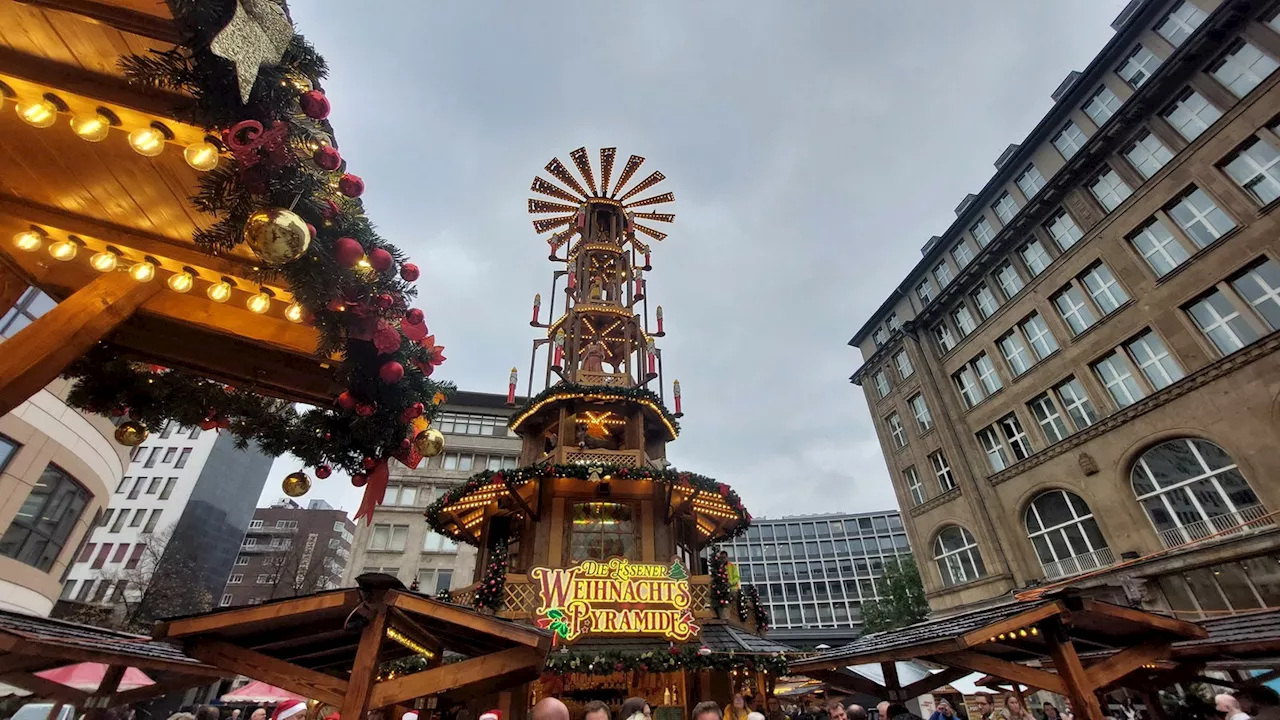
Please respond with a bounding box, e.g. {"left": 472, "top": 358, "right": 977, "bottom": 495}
{"left": 528, "top": 147, "right": 675, "bottom": 251}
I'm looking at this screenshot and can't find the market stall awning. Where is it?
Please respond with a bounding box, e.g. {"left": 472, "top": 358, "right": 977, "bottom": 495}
{"left": 221, "top": 680, "right": 306, "bottom": 704}
{"left": 153, "top": 574, "right": 552, "bottom": 719}
{"left": 36, "top": 663, "right": 153, "bottom": 692}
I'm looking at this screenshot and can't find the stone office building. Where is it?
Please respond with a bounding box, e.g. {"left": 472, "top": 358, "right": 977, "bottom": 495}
{"left": 848, "top": 0, "right": 1280, "bottom": 617}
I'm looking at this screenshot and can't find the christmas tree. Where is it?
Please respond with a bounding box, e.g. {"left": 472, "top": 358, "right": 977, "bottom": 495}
{"left": 474, "top": 535, "right": 509, "bottom": 611}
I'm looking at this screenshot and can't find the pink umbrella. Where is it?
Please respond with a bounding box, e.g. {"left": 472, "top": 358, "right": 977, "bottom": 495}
{"left": 221, "top": 680, "right": 307, "bottom": 703}
{"left": 36, "top": 663, "right": 153, "bottom": 691}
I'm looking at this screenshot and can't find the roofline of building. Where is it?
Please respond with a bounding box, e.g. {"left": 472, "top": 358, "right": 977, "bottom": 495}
{"left": 740, "top": 509, "right": 902, "bottom": 523}
{"left": 447, "top": 390, "right": 528, "bottom": 410}
{"left": 847, "top": 0, "right": 1183, "bottom": 348}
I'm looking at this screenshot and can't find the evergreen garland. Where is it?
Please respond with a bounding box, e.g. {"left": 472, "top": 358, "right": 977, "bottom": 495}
{"left": 542, "top": 646, "right": 788, "bottom": 676}
{"left": 511, "top": 383, "right": 680, "bottom": 435}
{"left": 743, "top": 584, "right": 769, "bottom": 632}
{"left": 424, "top": 464, "right": 751, "bottom": 545}
{"left": 708, "top": 545, "right": 733, "bottom": 617}
{"left": 436, "top": 586, "right": 452, "bottom": 603}
{"left": 736, "top": 586, "right": 751, "bottom": 623}
{"left": 473, "top": 533, "right": 509, "bottom": 611}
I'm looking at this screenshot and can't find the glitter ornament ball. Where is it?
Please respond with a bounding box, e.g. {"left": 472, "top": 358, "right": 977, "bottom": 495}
{"left": 413, "top": 428, "right": 445, "bottom": 458}
{"left": 113, "top": 421, "right": 148, "bottom": 447}
{"left": 282, "top": 471, "right": 311, "bottom": 497}
{"left": 243, "top": 207, "right": 310, "bottom": 266}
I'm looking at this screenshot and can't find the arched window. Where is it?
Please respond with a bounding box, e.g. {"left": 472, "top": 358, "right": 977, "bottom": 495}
{"left": 933, "top": 526, "right": 986, "bottom": 587}
{"left": 1131, "top": 438, "right": 1267, "bottom": 548}
{"left": 1025, "top": 490, "right": 1112, "bottom": 579}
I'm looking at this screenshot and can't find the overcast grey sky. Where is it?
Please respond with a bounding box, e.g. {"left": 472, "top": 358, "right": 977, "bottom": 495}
{"left": 261, "top": 1, "right": 1130, "bottom": 519}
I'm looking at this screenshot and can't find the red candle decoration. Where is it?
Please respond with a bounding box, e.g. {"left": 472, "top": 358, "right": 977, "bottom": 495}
{"left": 552, "top": 331, "right": 565, "bottom": 369}
{"left": 531, "top": 293, "right": 541, "bottom": 324}
{"left": 647, "top": 342, "right": 657, "bottom": 375}
{"left": 656, "top": 305, "right": 664, "bottom": 334}
{"left": 644, "top": 252, "right": 652, "bottom": 270}
{"left": 673, "top": 379, "right": 682, "bottom": 416}
{"left": 566, "top": 272, "right": 576, "bottom": 290}
{"left": 507, "top": 367, "right": 518, "bottom": 406}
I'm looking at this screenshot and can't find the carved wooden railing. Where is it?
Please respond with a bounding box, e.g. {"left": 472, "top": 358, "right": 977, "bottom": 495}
{"left": 575, "top": 370, "right": 633, "bottom": 387}
{"left": 556, "top": 446, "right": 644, "bottom": 467}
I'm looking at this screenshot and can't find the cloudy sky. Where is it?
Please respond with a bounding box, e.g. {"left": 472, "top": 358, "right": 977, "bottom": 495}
{"left": 261, "top": 0, "right": 1130, "bottom": 518}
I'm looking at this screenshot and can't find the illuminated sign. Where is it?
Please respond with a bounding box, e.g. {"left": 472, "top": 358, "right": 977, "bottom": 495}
{"left": 531, "top": 558, "right": 699, "bottom": 643}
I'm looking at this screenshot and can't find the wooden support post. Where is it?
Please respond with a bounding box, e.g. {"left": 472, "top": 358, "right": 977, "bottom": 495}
{"left": 341, "top": 603, "right": 389, "bottom": 719}
{"left": 84, "top": 665, "right": 125, "bottom": 720}
{"left": 0, "top": 263, "right": 26, "bottom": 318}
{"left": 1139, "top": 691, "right": 1168, "bottom": 720}
{"left": 882, "top": 661, "right": 901, "bottom": 701}
{"left": 44, "top": 703, "right": 65, "bottom": 720}
{"left": 0, "top": 270, "right": 158, "bottom": 417}
{"left": 1043, "top": 620, "right": 1105, "bottom": 720}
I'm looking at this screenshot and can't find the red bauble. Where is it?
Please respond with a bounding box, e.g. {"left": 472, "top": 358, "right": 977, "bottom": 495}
{"left": 405, "top": 308, "right": 424, "bottom": 326}
{"left": 379, "top": 360, "right": 405, "bottom": 384}
{"left": 306, "top": 223, "right": 317, "bottom": 240}
{"left": 369, "top": 248, "right": 393, "bottom": 272}
{"left": 313, "top": 145, "right": 342, "bottom": 171}
{"left": 327, "top": 297, "right": 347, "bottom": 312}
{"left": 400, "top": 263, "right": 420, "bottom": 282}
{"left": 299, "top": 90, "right": 330, "bottom": 119}
{"left": 336, "top": 391, "right": 357, "bottom": 410}
{"left": 362, "top": 456, "right": 377, "bottom": 470}
{"left": 334, "top": 237, "right": 364, "bottom": 267}
{"left": 356, "top": 403, "right": 376, "bottom": 417}
{"left": 338, "top": 174, "right": 364, "bottom": 198}
{"left": 323, "top": 432, "right": 332, "bottom": 441}
{"left": 351, "top": 473, "right": 367, "bottom": 487}
{"left": 668, "top": 645, "right": 680, "bottom": 655}
{"left": 400, "top": 405, "right": 421, "bottom": 422}
{"left": 376, "top": 293, "right": 394, "bottom": 309}
{"left": 316, "top": 464, "right": 332, "bottom": 479}
{"left": 110, "top": 407, "right": 127, "bottom": 417}
{"left": 199, "top": 419, "right": 218, "bottom": 431}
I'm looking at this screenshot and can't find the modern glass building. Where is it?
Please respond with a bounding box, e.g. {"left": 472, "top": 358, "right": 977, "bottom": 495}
{"left": 718, "top": 510, "right": 911, "bottom": 647}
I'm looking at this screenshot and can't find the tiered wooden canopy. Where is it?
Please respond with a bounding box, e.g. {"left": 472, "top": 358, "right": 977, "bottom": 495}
{"left": 0, "top": 0, "right": 342, "bottom": 416}
{"left": 790, "top": 595, "right": 1206, "bottom": 720}
{"left": 152, "top": 574, "right": 552, "bottom": 719}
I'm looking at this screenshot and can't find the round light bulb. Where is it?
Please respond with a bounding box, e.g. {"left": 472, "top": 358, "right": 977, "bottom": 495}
{"left": 128, "top": 127, "right": 165, "bottom": 157}
{"left": 17, "top": 99, "right": 57, "bottom": 128}
{"left": 89, "top": 250, "right": 118, "bottom": 272}
{"left": 207, "top": 280, "right": 232, "bottom": 303}
{"left": 70, "top": 113, "right": 110, "bottom": 142}
{"left": 128, "top": 260, "right": 156, "bottom": 282}
{"left": 48, "top": 239, "right": 78, "bottom": 261}
{"left": 284, "top": 302, "right": 305, "bottom": 323}
{"left": 246, "top": 292, "right": 271, "bottom": 314}
{"left": 183, "top": 141, "right": 219, "bottom": 171}
{"left": 167, "top": 271, "right": 194, "bottom": 293}
{"left": 13, "top": 230, "right": 42, "bottom": 252}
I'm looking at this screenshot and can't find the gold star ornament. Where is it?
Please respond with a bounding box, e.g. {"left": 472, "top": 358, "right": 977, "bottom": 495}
{"left": 211, "top": 0, "right": 296, "bottom": 104}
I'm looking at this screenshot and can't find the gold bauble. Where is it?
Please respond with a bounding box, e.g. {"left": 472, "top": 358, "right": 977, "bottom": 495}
{"left": 282, "top": 471, "right": 311, "bottom": 497}
{"left": 413, "top": 428, "right": 445, "bottom": 458}
{"left": 243, "top": 208, "right": 311, "bottom": 266}
{"left": 113, "top": 421, "right": 148, "bottom": 447}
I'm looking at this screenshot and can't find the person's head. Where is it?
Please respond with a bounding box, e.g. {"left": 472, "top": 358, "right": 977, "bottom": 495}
{"left": 768, "top": 699, "right": 781, "bottom": 713}
{"left": 694, "top": 702, "right": 724, "bottom": 720}
{"left": 621, "top": 698, "right": 650, "bottom": 720}
{"left": 251, "top": 709, "right": 267, "bottom": 720}
{"left": 937, "top": 701, "right": 953, "bottom": 718}
{"left": 1216, "top": 695, "right": 1243, "bottom": 715}
{"left": 885, "top": 704, "right": 909, "bottom": 720}
{"left": 749, "top": 713, "right": 767, "bottom": 720}
{"left": 230, "top": 712, "right": 240, "bottom": 720}
{"left": 848, "top": 705, "right": 867, "bottom": 720}
{"left": 585, "top": 701, "right": 612, "bottom": 720}
{"left": 532, "top": 698, "right": 569, "bottom": 720}
{"left": 976, "top": 695, "right": 993, "bottom": 717}
{"left": 734, "top": 695, "right": 748, "bottom": 710}
{"left": 877, "top": 702, "right": 890, "bottom": 720}
{"left": 1043, "top": 704, "right": 1058, "bottom": 719}
{"left": 1004, "top": 696, "right": 1023, "bottom": 714}
{"left": 826, "top": 699, "right": 848, "bottom": 720}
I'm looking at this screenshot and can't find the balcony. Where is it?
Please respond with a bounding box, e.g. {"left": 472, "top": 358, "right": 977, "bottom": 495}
{"left": 576, "top": 370, "right": 633, "bottom": 387}
{"left": 1041, "top": 547, "right": 1116, "bottom": 580}
{"left": 239, "top": 542, "right": 290, "bottom": 553}
{"left": 1157, "top": 505, "right": 1276, "bottom": 549}
{"left": 248, "top": 525, "right": 298, "bottom": 535}
{"left": 554, "top": 446, "right": 645, "bottom": 467}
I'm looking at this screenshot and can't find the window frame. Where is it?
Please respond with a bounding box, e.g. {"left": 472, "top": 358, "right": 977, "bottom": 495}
{"left": 1210, "top": 39, "right": 1279, "bottom": 98}
{"left": 970, "top": 217, "right": 996, "bottom": 247}
{"left": 1084, "top": 86, "right": 1121, "bottom": 127}
{"left": 1117, "top": 44, "right": 1161, "bottom": 89}
{"left": 1124, "top": 130, "right": 1174, "bottom": 180}
{"left": 1053, "top": 121, "right": 1087, "bottom": 160}
{"left": 1162, "top": 88, "right": 1222, "bottom": 141}
{"left": 886, "top": 412, "right": 908, "bottom": 449}
{"left": 1016, "top": 164, "right": 1046, "bottom": 199}
{"left": 1090, "top": 167, "right": 1134, "bottom": 212}
{"left": 904, "top": 466, "right": 925, "bottom": 507}
{"left": 909, "top": 393, "right": 933, "bottom": 433}
{"left": 1044, "top": 210, "right": 1084, "bottom": 251}
{"left": 929, "top": 452, "right": 956, "bottom": 492}
{"left": 0, "top": 464, "right": 91, "bottom": 572}
{"left": 992, "top": 192, "right": 1019, "bottom": 225}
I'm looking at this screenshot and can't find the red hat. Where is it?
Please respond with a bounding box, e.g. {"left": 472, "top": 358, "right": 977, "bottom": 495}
{"left": 403, "top": 714, "right": 418, "bottom": 720}
{"left": 272, "top": 702, "right": 307, "bottom": 720}
{"left": 479, "top": 712, "right": 501, "bottom": 720}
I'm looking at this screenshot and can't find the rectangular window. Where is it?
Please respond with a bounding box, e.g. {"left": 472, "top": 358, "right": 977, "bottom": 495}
{"left": 1016, "top": 164, "right": 1046, "bottom": 199}
{"left": 110, "top": 511, "right": 126, "bottom": 532}
{"left": 174, "top": 448, "right": 191, "bottom": 469}
{"left": 999, "top": 332, "right": 1033, "bottom": 376}
{"left": 99, "top": 509, "right": 114, "bottom": 529}
{"left": 1094, "top": 350, "right": 1146, "bottom": 408}
{"left": 143, "top": 447, "right": 160, "bottom": 468}
{"left": 999, "top": 413, "right": 1033, "bottom": 461}
{"left": 934, "top": 261, "right": 953, "bottom": 288}
{"left": 893, "top": 351, "right": 914, "bottom": 380}
{"left": 235, "top": 555, "right": 248, "bottom": 565}
{"left": 161, "top": 447, "right": 176, "bottom": 464}
{"left": 1187, "top": 288, "right": 1259, "bottom": 354}
{"left": 994, "top": 262, "right": 1024, "bottom": 299}
{"left": 1020, "top": 239, "right": 1052, "bottom": 276}
{"left": 1084, "top": 86, "right": 1121, "bottom": 127}
{"left": 436, "top": 412, "right": 509, "bottom": 437}
{"left": 1211, "top": 40, "right": 1279, "bottom": 98}
{"left": 129, "top": 509, "right": 145, "bottom": 527}
{"left": 1126, "top": 330, "right": 1185, "bottom": 390}
{"left": 1231, "top": 258, "right": 1280, "bottom": 331}
{"left": 992, "top": 193, "right": 1019, "bottom": 225}
{"left": 904, "top": 467, "right": 924, "bottom": 507}
{"left": 977, "top": 427, "right": 1010, "bottom": 472}
{"left": 78, "top": 543, "right": 95, "bottom": 563}
{"left": 1081, "top": 262, "right": 1130, "bottom": 313}
{"left": 127, "top": 477, "right": 143, "bottom": 500}
{"left": 228, "top": 574, "right": 243, "bottom": 584}
{"left": 424, "top": 531, "right": 459, "bottom": 553}
{"left": 970, "top": 284, "right": 999, "bottom": 320}
{"left": 953, "top": 367, "right": 982, "bottom": 408}
{"left": 145, "top": 476, "right": 161, "bottom": 494}
{"left": 115, "top": 476, "right": 129, "bottom": 494}
{"left": 886, "top": 313, "right": 900, "bottom": 331}
{"left": 886, "top": 413, "right": 907, "bottom": 449}
{"left": 1168, "top": 188, "right": 1235, "bottom": 248}
{"left": 873, "top": 370, "right": 890, "bottom": 398}
{"left": 1054, "top": 121, "right": 1087, "bottom": 160}
{"left": 1118, "top": 45, "right": 1161, "bottom": 89}
{"left": 971, "top": 217, "right": 995, "bottom": 247}
{"left": 111, "top": 543, "right": 128, "bottom": 562}
{"left": 159, "top": 477, "right": 176, "bottom": 500}
{"left": 570, "top": 502, "right": 635, "bottom": 561}
{"left": 871, "top": 327, "right": 889, "bottom": 347}
{"left": 1157, "top": 1, "right": 1207, "bottom": 46}
{"left": 916, "top": 278, "right": 935, "bottom": 305}
{"left": 91, "top": 543, "right": 111, "bottom": 570}
{"left": 220, "top": 594, "right": 233, "bottom": 607}
{"left": 952, "top": 305, "right": 977, "bottom": 336}
{"left": 1090, "top": 168, "right": 1133, "bottom": 212}
{"left": 143, "top": 510, "right": 160, "bottom": 533}
{"left": 929, "top": 452, "right": 956, "bottom": 492}
{"left": 368, "top": 524, "right": 410, "bottom": 552}
{"left": 1129, "top": 219, "right": 1191, "bottom": 277}
{"left": 1056, "top": 377, "right": 1099, "bottom": 430}
{"left": 933, "top": 323, "right": 956, "bottom": 353}
{"left": 1029, "top": 394, "right": 1071, "bottom": 444}
{"left": 1020, "top": 313, "right": 1059, "bottom": 359}
{"left": 249, "top": 519, "right": 263, "bottom": 529}
{"left": 1124, "top": 130, "right": 1173, "bottom": 179}
{"left": 1162, "top": 89, "right": 1222, "bottom": 141}
{"left": 973, "top": 352, "right": 1002, "bottom": 394}
{"left": 125, "top": 544, "right": 144, "bottom": 569}
{"left": 0, "top": 465, "right": 92, "bottom": 572}
{"left": 1045, "top": 210, "right": 1083, "bottom": 251}
{"left": 1054, "top": 285, "right": 1097, "bottom": 335}
{"left": 952, "top": 242, "right": 974, "bottom": 269}
{"left": 909, "top": 394, "right": 932, "bottom": 432}
{"left": 1224, "top": 136, "right": 1280, "bottom": 205}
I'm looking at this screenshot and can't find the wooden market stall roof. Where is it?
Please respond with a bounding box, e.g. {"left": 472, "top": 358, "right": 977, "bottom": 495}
{"left": 153, "top": 574, "right": 552, "bottom": 719}
{"left": 0, "top": 607, "right": 225, "bottom": 710}
{"left": 789, "top": 595, "right": 1205, "bottom": 720}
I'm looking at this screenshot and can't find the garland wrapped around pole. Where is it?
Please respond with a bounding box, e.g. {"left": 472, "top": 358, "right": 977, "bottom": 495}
{"left": 708, "top": 545, "right": 733, "bottom": 617}
{"left": 474, "top": 532, "right": 509, "bottom": 611}
{"left": 742, "top": 583, "right": 769, "bottom": 632}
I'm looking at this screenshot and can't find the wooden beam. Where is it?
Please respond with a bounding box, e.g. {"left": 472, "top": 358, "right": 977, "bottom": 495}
{"left": 3, "top": 637, "right": 224, "bottom": 677}
{"left": 1042, "top": 620, "right": 1105, "bottom": 720}
{"left": 1084, "top": 641, "right": 1171, "bottom": 691}
{"left": 0, "top": 47, "right": 193, "bottom": 119}
{"left": 155, "top": 589, "right": 356, "bottom": 638}
{"left": 386, "top": 590, "right": 551, "bottom": 650}
{"left": 187, "top": 639, "right": 348, "bottom": 708}
{"left": 898, "top": 667, "right": 975, "bottom": 700}
{"left": 369, "top": 646, "right": 545, "bottom": 709}
{"left": 1076, "top": 599, "right": 1207, "bottom": 639}
{"left": 931, "top": 651, "right": 1066, "bottom": 696}
{"left": 789, "top": 638, "right": 965, "bottom": 671}
{"left": 0, "top": 671, "right": 90, "bottom": 703}
{"left": 1247, "top": 668, "right": 1280, "bottom": 687}
{"left": 792, "top": 669, "right": 886, "bottom": 699}
{"left": 83, "top": 664, "right": 124, "bottom": 719}
{"left": 0, "top": 262, "right": 27, "bottom": 318}
{"left": 388, "top": 608, "right": 444, "bottom": 656}
{"left": 340, "top": 603, "right": 389, "bottom": 720}
{"left": 0, "top": 654, "right": 62, "bottom": 675}
{"left": 13, "top": 0, "right": 180, "bottom": 43}
{"left": 959, "top": 603, "right": 1063, "bottom": 649}
{"left": 0, "top": 270, "right": 159, "bottom": 417}
{"left": 882, "top": 661, "right": 901, "bottom": 691}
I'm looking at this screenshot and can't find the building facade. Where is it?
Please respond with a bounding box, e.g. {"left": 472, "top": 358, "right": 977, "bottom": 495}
{"left": 343, "top": 390, "right": 522, "bottom": 594}
{"left": 849, "top": 0, "right": 1280, "bottom": 616}
{"left": 718, "top": 511, "right": 912, "bottom": 647}
{"left": 61, "top": 419, "right": 274, "bottom": 614}
{"left": 0, "top": 287, "right": 126, "bottom": 615}
{"left": 221, "top": 498, "right": 355, "bottom": 607}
